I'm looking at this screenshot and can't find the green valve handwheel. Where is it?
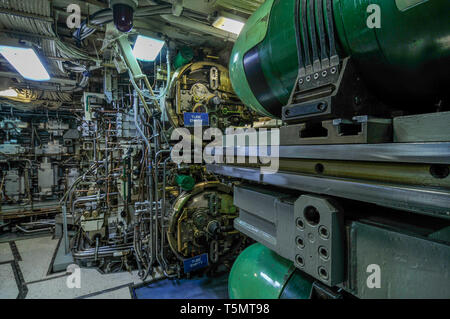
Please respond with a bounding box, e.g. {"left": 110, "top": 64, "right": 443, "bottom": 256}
{"left": 175, "top": 175, "right": 196, "bottom": 192}
{"left": 229, "top": 243, "right": 313, "bottom": 299}
{"left": 173, "top": 46, "right": 194, "bottom": 70}
{"left": 229, "top": 0, "right": 450, "bottom": 118}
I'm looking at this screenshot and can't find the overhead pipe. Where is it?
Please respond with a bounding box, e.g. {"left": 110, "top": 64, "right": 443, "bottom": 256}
{"left": 155, "top": 149, "right": 171, "bottom": 272}
{"left": 132, "top": 93, "right": 155, "bottom": 279}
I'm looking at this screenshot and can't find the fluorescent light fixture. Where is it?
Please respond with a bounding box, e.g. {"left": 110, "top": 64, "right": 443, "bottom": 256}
{"left": 0, "top": 88, "right": 18, "bottom": 97}
{"left": 132, "top": 35, "right": 165, "bottom": 62}
{"left": 213, "top": 17, "right": 245, "bottom": 35}
{"left": 0, "top": 46, "right": 50, "bottom": 81}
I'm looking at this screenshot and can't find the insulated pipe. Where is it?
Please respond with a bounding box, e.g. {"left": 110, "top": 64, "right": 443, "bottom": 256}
{"left": 133, "top": 93, "right": 155, "bottom": 278}
{"left": 133, "top": 94, "right": 151, "bottom": 153}
{"left": 73, "top": 246, "right": 133, "bottom": 260}
{"left": 119, "top": 35, "right": 161, "bottom": 115}
{"left": 143, "top": 46, "right": 171, "bottom": 101}
{"left": 155, "top": 149, "right": 171, "bottom": 271}
{"left": 161, "top": 155, "right": 172, "bottom": 272}
{"left": 62, "top": 204, "right": 70, "bottom": 254}
{"left": 15, "top": 225, "right": 53, "bottom": 234}
{"left": 153, "top": 126, "right": 162, "bottom": 270}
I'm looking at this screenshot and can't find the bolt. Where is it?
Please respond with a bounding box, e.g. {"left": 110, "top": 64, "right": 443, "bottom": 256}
{"left": 317, "top": 102, "right": 327, "bottom": 111}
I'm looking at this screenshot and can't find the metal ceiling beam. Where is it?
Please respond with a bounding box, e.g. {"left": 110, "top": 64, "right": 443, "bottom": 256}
{"left": 160, "top": 14, "right": 237, "bottom": 41}
{"left": 0, "top": 8, "right": 54, "bottom": 23}
{"left": 215, "top": 0, "right": 265, "bottom": 15}
{"left": 0, "top": 29, "right": 57, "bottom": 41}
{"left": 0, "top": 71, "right": 77, "bottom": 86}
{"left": 51, "top": 0, "right": 108, "bottom": 10}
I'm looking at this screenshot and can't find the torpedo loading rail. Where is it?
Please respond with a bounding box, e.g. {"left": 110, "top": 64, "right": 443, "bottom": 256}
{"left": 206, "top": 142, "right": 450, "bottom": 219}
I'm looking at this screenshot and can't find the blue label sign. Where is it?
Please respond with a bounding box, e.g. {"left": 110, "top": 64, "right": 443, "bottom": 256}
{"left": 183, "top": 113, "right": 209, "bottom": 127}
{"left": 183, "top": 253, "right": 209, "bottom": 273}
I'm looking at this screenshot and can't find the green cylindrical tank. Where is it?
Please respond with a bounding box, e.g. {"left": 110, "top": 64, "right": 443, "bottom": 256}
{"left": 230, "top": 0, "right": 450, "bottom": 118}
{"left": 229, "top": 243, "right": 313, "bottom": 299}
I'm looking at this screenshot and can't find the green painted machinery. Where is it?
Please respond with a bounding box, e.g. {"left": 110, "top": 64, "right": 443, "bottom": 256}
{"left": 230, "top": 0, "right": 450, "bottom": 119}
{"left": 175, "top": 175, "right": 196, "bottom": 192}
{"left": 167, "top": 181, "right": 244, "bottom": 269}
{"left": 229, "top": 243, "right": 313, "bottom": 299}
{"left": 173, "top": 46, "right": 194, "bottom": 70}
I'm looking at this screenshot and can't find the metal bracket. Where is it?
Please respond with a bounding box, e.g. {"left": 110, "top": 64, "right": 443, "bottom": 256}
{"left": 293, "top": 195, "right": 345, "bottom": 286}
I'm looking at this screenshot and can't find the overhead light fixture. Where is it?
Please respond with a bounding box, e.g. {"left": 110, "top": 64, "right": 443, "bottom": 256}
{"left": 132, "top": 35, "right": 165, "bottom": 62}
{"left": 0, "top": 46, "right": 50, "bottom": 81}
{"left": 213, "top": 16, "right": 245, "bottom": 35}
{"left": 0, "top": 88, "right": 18, "bottom": 97}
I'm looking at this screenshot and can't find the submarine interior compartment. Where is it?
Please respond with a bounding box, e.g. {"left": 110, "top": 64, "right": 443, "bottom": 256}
{"left": 0, "top": 0, "right": 449, "bottom": 300}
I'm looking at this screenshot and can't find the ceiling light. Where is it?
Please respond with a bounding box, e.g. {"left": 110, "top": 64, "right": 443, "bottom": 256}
{"left": 0, "top": 46, "right": 50, "bottom": 81}
{"left": 0, "top": 88, "right": 18, "bottom": 97}
{"left": 132, "top": 35, "right": 165, "bottom": 62}
{"left": 213, "top": 17, "right": 245, "bottom": 35}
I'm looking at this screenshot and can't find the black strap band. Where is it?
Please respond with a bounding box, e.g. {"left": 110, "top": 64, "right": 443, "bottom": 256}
{"left": 243, "top": 46, "right": 283, "bottom": 117}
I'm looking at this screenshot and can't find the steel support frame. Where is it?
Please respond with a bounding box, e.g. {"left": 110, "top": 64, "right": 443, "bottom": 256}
{"left": 207, "top": 164, "right": 450, "bottom": 220}
{"left": 232, "top": 184, "right": 450, "bottom": 298}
